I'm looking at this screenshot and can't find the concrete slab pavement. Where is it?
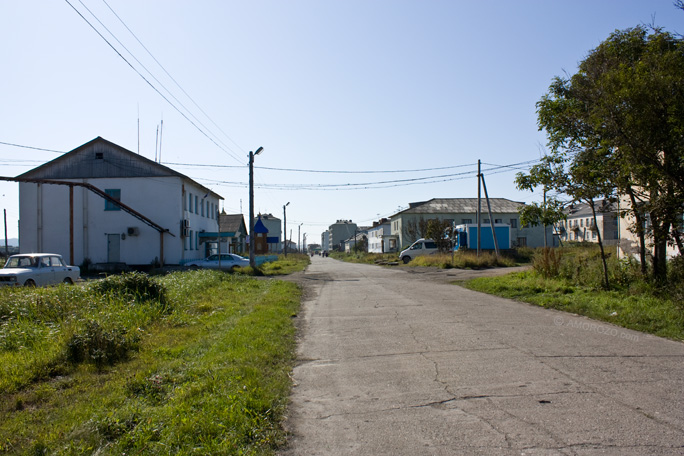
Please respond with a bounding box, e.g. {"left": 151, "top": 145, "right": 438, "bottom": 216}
{"left": 281, "top": 256, "right": 684, "bottom": 455}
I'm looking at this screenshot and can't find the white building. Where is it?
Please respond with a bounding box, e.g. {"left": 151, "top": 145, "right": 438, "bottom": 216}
{"left": 367, "top": 219, "right": 398, "bottom": 253}
{"left": 389, "top": 198, "right": 554, "bottom": 249}
{"left": 17, "top": 137, "right": 222, "bottom": 268}
{"left": 557, "top": 200, "right": 619, "bottom": 244}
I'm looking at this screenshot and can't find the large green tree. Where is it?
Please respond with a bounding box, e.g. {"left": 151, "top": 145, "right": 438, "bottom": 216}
{"left": 534, "top": 25, "right": 684, "bottom": 282}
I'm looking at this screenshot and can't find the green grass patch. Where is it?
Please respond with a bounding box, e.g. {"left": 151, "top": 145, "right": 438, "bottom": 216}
{"left": 463, "top": 270, "right": 684, "bottom": 340}
{"left": 0, "top": 270, "right": 300, "bottom": 455}
{"left": 329, "top": 251, "right": 399, "bottom": 264}
{"left": 411, "top": 251, "right": 516, "bottom": 269}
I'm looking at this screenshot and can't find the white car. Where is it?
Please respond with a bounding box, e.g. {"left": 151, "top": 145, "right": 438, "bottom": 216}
{"left": 0, "top": 253, "right": 81, "bottom": 287}
{"left": 185, "top": 253, "right": 251, "bottom": 270}
{"left": 399, "top": 239, "right": 439, "bottom": 264}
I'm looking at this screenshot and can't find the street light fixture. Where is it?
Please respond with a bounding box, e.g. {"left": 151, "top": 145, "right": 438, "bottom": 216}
{"left": 249, "top": 147, "right": 264, "bottom": 268}
{"left": 283, "top": 202, "right": 290, "bottom": 256}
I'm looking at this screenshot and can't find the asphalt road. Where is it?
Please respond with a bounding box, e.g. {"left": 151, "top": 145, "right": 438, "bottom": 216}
{"left": 280, "top": 256, "right": 684, "bottom": 455}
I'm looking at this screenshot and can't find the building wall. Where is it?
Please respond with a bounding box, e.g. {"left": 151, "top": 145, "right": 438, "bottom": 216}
{"left": 19, "top": 177, "right": 220, "bottom": 266}
{"left": 368, "top": 223, "right": 390, "bottom": 253}
{"left": 328, "top": 221, "right": 357, "bottom": 250}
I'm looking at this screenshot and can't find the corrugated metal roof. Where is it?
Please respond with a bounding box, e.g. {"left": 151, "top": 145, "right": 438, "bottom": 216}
{"left": 399, "top": 198, "right": 524, "bottom": 215}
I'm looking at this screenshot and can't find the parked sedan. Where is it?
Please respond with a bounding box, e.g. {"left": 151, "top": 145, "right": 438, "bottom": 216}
{"left": 0, "top": 253, "right": 80, "bottom": 287}
{"left": 185, "top": 253, "right": 251, "bottom": 270}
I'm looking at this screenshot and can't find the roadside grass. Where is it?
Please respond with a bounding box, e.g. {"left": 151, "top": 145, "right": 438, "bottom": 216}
{"left": 330, "top": 250, "right": 517, "bottom": 269}
{"left": 462, "top": 246, "right": 684, "bottom": 341}
{"left": 0, "top": 270, "right": 300, "bottom": 455}
{"left": 329, "top": 251, "right": 399, "bottom": 265}
{"left": 411, "top": 251, "right": 516, "bottom": 269}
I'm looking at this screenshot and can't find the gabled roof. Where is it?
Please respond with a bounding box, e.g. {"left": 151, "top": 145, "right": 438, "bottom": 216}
{"left": 18, "top": 137, "right": 222, "bottom": 200}
{"left": 219, "top": 214, "right": 246, "bottom": 234}
{"left": 395, "top": 198, "right": 524, "bottom": 216}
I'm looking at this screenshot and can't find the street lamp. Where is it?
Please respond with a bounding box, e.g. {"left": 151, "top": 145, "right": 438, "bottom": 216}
{"left": 249, "top": 146, "right": 264, "bottom": 268}
{"left": 298, "top": 223, "right": 303, "bottom": 253}
{"left": 283, "top": 202, "right": 290, "bottom": 256}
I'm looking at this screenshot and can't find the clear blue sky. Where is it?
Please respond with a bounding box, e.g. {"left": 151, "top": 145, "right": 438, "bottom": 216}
{"left": 1, "top": 1, "right": 682, "bottom": 246}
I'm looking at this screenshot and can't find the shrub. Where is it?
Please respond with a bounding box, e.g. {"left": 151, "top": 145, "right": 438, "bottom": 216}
{"left": 533, "top": 247, "right": 563, "bottom": 278}
{"left": 90, "top": 272, "right": 168, "bottom": 309}
{"left": 66, "top": 320, "right": 139, "bottom": 370}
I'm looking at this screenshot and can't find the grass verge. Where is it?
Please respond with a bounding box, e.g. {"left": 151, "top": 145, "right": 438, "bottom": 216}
{"left": 0, "top": 270, "right": 300, "bottom": 455}
{"left": 463, "top": 270, "right": 684, "bottom": 341}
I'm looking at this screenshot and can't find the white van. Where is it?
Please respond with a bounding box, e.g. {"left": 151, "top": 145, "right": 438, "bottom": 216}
{"left": 399, "top": 238, "right": 439, "bottom": 264}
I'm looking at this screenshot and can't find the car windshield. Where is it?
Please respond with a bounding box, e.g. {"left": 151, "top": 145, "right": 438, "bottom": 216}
{"left": 5, "top": 256, "right": 37, "bottom": 268}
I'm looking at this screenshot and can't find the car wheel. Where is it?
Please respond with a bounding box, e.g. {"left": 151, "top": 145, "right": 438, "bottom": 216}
{"left": 402, "top": 256, "right": 411, "bottom": 264}
{"left": 63, "top": 277, "right": 74, "bottom": 285}
{"left": 24, "top": 279, "right": 36, "bottom": 287}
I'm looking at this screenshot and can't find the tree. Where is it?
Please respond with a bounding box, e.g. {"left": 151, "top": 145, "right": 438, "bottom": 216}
{"left": 535, "top": 25, "right": 684, "bottom": 282}
{"left": 425, "top": 219, "right": 453, "bottom": 253}
{"left": 402, "top": 216, "right": 430, "bottom": 246}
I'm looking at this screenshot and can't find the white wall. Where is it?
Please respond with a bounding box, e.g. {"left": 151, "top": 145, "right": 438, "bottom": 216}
{"left": 19, "top": 177, "right": 219, "bottom": 266}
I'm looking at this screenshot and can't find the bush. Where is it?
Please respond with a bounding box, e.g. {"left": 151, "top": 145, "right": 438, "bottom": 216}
{"left": 66, "top": 320, "right": 139, "bottom": 370}
{"left": 90, "top": 272, "right": 168, "bottom": 309}
{"left": 533, "top": 248, "right": 563, "bottom": 278}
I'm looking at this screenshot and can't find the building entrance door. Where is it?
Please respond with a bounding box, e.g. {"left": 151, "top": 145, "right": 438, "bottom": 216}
{"left": 108, "top": 234, "right": 121, "bottom": 262}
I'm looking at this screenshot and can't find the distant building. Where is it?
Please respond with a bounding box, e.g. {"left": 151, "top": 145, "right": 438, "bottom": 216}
{"left": 328, "top": 220, "right": 358, "bottom": 251}
{"left": 389, "top": 198, "right": 553, "bottom": 249}
{"left": 321, "top": 230, "right": 330, "bottom": 252}
{"left": 557, "top": 200, "right": 618, "bottom": 244}
{"left": 367, "top": 219, "right": 398, "bottom": 253}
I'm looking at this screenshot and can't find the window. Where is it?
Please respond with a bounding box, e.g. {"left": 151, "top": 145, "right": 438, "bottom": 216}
{"left": 462, "top": 218, "right": 472, "bottom": 224}
{"left": 195, "top": 232, "right": 199, "bottom": 250}
{"left": 201, "top": 199, "right": 205, "bottom": 217}
{"left": 104, "top": 189, "right": 121, "bottom": 211}
{"left": 195, "top": 195, "right": 199, "bottom": 214}
{"left": 494, "top": 219, "right": 502, "bottom": 224}
{"left": 517, "top": 237, "right": 527, "bottom": 247}
{"left": 580, "top": 219, "right": 584, "bottom": 227}
{"left": 188, "top": 193, "right": 193, "bottom": 213}
{"left": 510, "top": 219, "right": 518, "bottom": 228}
{"left": 189, "top": 230, "right": 194, "bottom": 250}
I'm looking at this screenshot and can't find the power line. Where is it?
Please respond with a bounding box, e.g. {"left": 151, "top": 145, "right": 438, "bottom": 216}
{"left": 0, "top": 141, "right": 64, "bottom": 154}
{"left": 62, "top": 0, "right": 244, "bottom": 164}
{"left": 99, "top": 0, "right": 246, "bottom": 157}
{"left": 166, "top": 161, "right": 477, "bottom": 174}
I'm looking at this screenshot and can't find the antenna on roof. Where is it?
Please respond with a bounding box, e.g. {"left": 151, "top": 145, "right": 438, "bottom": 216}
{"left": 154, "top": 125, "right": 159, "bottom": 162}
{"left": 158, "top": 116, "right": 163, "bottom": 163}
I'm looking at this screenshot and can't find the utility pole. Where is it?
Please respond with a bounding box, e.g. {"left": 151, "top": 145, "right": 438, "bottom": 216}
{"left": 283, "top": 202, "right": 290, "bottom": 256}
{"left": 298, "top": 223, "right": 303, "bottom": 253}
{"left": 249, "top": 147, "right": 264, "bottom": 268}
{"left": 477, "top": 159, "right": 481, "bottom": 257}
{"left": 3, "top": 209, "right": 8, "bottom": 257}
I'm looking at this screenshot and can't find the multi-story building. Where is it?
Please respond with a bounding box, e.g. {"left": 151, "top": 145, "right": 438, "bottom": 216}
{"left": 328, "top": 220, "right": 358, "bottom": 251}
{"left": 389, "top": 198, "right": 553, "bottom": 249}
{"left": 557, "top": 200, "right": 618, "bottom": 244}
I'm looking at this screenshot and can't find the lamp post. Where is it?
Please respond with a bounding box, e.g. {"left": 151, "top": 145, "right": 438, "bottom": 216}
{"left": 249, "top": 146, "right": 263, "bottom": 268}
{"left": 298, "top": 223, "right": 303, "bottom": 253}
{"left": 283, "top": 202, "right": 290, "bottom": 256}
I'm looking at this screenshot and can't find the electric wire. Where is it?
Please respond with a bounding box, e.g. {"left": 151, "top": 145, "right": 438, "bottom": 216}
{"left": 99, "top": 0, "right": 246, "bottom": 156}
{"left": 62, "top": 0, "right": 244, "bottom": 164}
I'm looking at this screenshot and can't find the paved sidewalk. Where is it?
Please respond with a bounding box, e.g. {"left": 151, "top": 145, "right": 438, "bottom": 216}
{"left": 281, "top": 257, "right": 684, "bottom": 455}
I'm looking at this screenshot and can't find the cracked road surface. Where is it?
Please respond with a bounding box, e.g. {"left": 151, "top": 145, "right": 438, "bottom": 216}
{"left": 280, "top": 256, "right": 684, "bottom": 455}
